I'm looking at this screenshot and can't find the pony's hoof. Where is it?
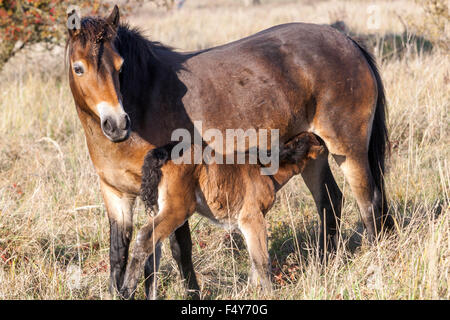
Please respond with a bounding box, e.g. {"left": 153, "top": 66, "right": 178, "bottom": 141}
{"left": 186, "top": 289, "right": 201, "bottom": 300}
{"left": 119, "top": 287, "right": 135, "bottom": 300}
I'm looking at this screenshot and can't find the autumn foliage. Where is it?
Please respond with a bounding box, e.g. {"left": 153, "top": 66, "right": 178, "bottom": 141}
{"left": 0, "top": 0, "right": 110, "bottom": 71}
{"left": 411, "top": 0, "right": 449, "bottom": 51}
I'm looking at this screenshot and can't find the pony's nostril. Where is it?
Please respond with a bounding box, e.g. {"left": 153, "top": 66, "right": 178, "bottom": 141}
{"left": 101, "top": 115, "right": 130, "bottom": 142}
{"left": 120, "top": 114, "right": 130, "bottom": 131}
{"left": 102, "top": 118, "right": 113, "bottom": 133}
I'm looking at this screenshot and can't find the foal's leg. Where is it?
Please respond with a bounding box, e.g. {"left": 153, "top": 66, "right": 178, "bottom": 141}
{"left": 238, "top": 211, "right": 271, "bottom": 292}
{"left": 301, "top": 149, "right": 343, "bottom": 257}
{"left": 143, "top": 221, "right": 199, "bottom": 300}
{"left": 100, "top": 181, "right": 135, "bottom": 297}
{"left": 142, "top": 206, "right": 162, "bottom": 300}
{"left": 169, "top": 221, "right": 201, "bottom": 299}
{"left": 120, "top": 208, "right": 188, "bottom": 299}
{"left": 143, "top": 243, "right": 161, "bottom": 300}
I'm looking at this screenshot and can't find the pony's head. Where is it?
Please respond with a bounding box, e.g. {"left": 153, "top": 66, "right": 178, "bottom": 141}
{"left": 67, "top": 5, "right": 130, "bottom": 142}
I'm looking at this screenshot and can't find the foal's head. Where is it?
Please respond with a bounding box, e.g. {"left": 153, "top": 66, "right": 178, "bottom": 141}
{"left": 67, "top": 6, "right": 130, "bottom": 142}
{"left": 279, "top": 132, "right": 324, "bottom": 166}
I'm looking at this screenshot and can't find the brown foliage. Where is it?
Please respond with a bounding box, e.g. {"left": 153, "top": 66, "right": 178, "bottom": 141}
{"left": 0, "top": 0, "right": 113, "bottom": 71}
{"left": 409, "top": 0, "right": 449, "bottom": 51}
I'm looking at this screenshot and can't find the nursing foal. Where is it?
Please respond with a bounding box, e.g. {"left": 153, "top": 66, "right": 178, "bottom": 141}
{"left": 120, "top": 132, "right": 324, "bottom": 297}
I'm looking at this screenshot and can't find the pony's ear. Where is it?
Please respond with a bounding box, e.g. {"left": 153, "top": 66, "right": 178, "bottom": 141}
{"left": 106, "top": 5, "right": 120, "bottom": 30}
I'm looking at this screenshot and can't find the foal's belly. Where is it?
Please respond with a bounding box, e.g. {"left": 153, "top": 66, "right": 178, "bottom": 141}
{"left": 194, "top": 188, "right": 240, "bottom": 231}
{"left": 192, "top": 167, "right": 276, "bottom": 231}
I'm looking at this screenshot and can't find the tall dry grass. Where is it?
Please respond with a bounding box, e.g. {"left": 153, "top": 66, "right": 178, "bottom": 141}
{"left": 0, "top": 0, "right": 448, "bottom": 299}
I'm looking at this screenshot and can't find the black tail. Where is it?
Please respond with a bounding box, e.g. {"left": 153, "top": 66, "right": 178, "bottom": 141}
{"left": 350, "top": 38, "right": 390, "bottom": 211}
{"left": 140, "top": 146, "right": 170, "bottom": 210}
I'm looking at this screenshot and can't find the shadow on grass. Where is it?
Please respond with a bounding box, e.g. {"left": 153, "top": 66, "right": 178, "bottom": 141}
{"left": 330, "top": 21, "right": 434, "bottom": 61}
{"left": 268, "top": 219, "right": 366, "bottom": 266}
{"left": 389, "top": 198, "right": 447, "bottom": 231}
{"left": 366, "top": 32, "right": 433, "bottom": 62}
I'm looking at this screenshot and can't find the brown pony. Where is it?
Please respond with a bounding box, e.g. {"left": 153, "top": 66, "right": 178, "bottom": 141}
{"left": 66, "top": 5, "right": 393, "bottom": 299}
{"left": 121, "top": 132, "right": 324, "bottom": 298}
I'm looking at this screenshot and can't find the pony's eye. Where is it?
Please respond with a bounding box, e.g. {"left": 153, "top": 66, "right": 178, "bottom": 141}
{"left": 73, "top": 62, "right": 84, "bottom": 76}
{"left": 118, "top": 58, "right": 124, "bottom": 74}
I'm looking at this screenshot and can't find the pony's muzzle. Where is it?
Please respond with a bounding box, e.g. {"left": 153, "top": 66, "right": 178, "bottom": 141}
{"left": 101, "top": 113, "right": 131, "bottom": 142}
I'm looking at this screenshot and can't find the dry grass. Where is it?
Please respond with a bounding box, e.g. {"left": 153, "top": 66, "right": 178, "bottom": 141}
{"left": 0, "top": 0, "right": 448, "bottom": 299}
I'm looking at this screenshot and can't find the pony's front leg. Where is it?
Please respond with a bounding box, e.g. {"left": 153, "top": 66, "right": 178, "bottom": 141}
{"left": 301, "top": 149, "right": 342, "bottom": 259}
{"left": 120, "top": 209, "right": 188, "bottom": 300}
{"left": 100, "top": 181, "right": 136, "bottom": 297}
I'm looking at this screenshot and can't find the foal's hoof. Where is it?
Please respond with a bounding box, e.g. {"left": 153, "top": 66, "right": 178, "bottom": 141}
{"left": 248, "top": 275, "right": 273, "bottom": 296}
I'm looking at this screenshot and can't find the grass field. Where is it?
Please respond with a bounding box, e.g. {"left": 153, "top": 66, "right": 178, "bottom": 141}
{"left": 0, "top": 0, "right": 448, "bottom": 299}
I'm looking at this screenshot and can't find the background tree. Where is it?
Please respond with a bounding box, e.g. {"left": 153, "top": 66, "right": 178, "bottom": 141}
{"left": 410, "top": 0, "right": 449, "bottom": 51}
{"left": 0, "top": 0, "right": 111, "bottom": 71}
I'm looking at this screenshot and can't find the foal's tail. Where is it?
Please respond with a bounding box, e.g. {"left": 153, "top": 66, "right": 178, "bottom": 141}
{"left": 350, "top": 38, "right": 390, "bottom": 213}
{"left": 140, "top": 146, "right": 170, "bottom": 210}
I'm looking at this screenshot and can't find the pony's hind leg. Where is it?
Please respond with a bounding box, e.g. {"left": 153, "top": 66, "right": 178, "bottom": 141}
{"left": 120, "top": 207, "right": 189, "bottom": 299}
{"left": 301, "top": 148, "right": 343, "bottom": 257}
{"left": 336, "top": 155, "right": 390, "bottom": 242}
{"left": 317, "top": 125, "right": 393, "bottom": 242}
{"left": 238, "top": 210, "right": 272, "bottom": 292}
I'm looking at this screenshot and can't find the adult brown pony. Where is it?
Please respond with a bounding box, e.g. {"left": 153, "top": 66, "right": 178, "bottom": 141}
{"left": 66, "top": 5, "right": 393, "bottom": 299}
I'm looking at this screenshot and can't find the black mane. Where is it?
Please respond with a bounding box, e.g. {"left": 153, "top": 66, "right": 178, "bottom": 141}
{"left": 113, "top": 23, "right": 192, "bottom": 122}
